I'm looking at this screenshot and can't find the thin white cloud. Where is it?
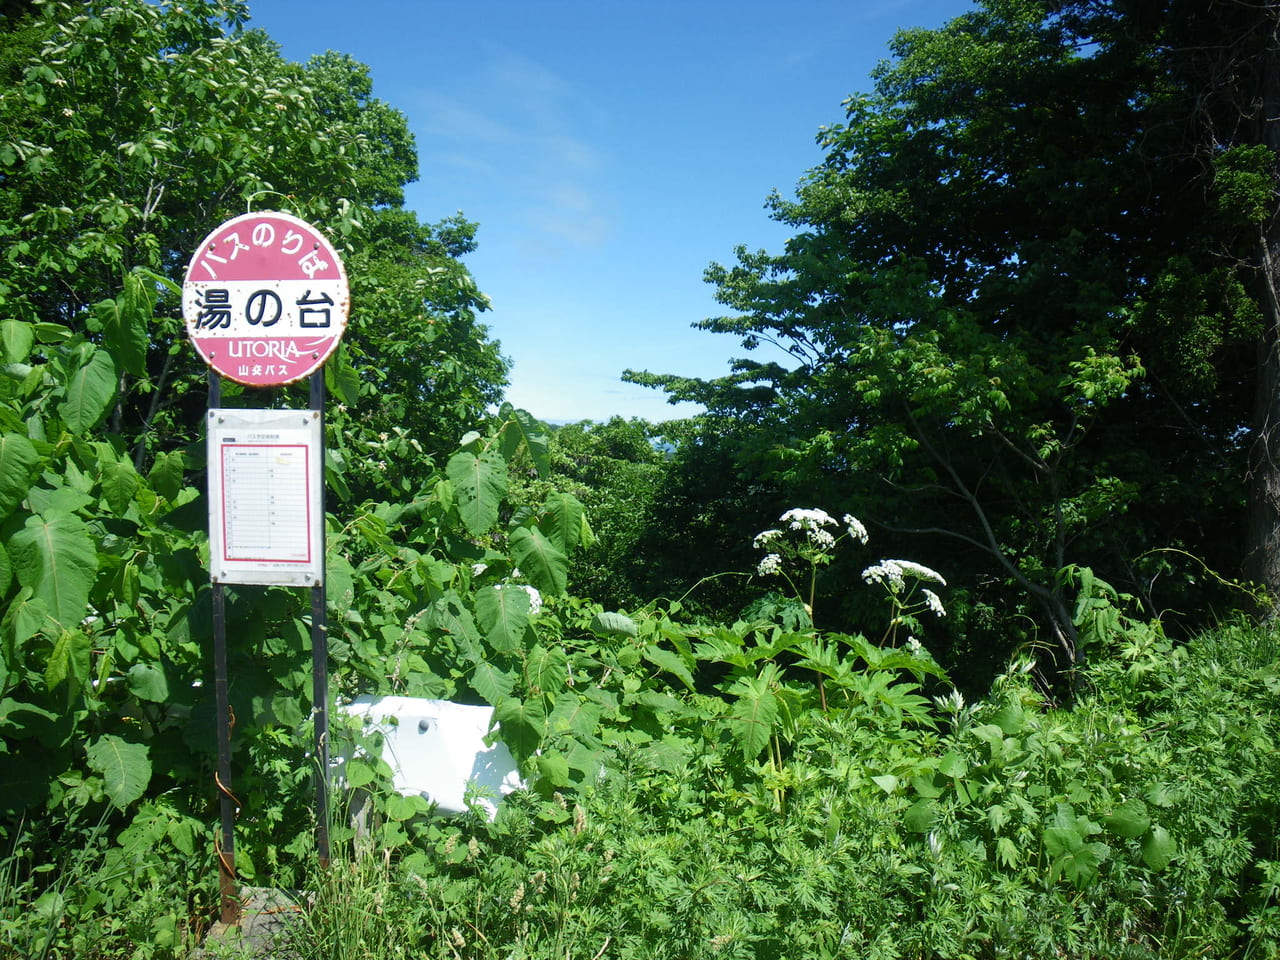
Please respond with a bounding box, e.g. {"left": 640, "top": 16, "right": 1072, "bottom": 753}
{"left": 487, "top": 51, "right": 573, "bottom": 117}
{"left": 412, "top": 47, "right": 614, "bottom": 255}
{"left": 536, "top": 211, "right": 613, "bottom": 248}
{"left": 415, "top": 92, "right": 519, "bottom": 144}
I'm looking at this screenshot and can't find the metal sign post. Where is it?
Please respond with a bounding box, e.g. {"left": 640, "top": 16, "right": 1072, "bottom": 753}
{"left": 309, "top": 370, "right": 330, "bottom": 867}
{"left": 208, "top": 375, "right": 239, "bottom": 925}
{"left": 183, "top": 212, "right": 349, "bottom": 921}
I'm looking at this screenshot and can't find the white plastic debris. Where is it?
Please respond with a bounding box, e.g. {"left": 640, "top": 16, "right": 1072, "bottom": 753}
{"left": 337, "top": 696, "right": 524, "bottom": 820}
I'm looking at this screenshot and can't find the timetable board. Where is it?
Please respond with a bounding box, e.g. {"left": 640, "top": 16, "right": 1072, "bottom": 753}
{"left": 207, "top": 408, "right": 324, "bottom": 586}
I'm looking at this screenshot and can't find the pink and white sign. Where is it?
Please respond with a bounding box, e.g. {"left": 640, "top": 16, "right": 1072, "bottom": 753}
{"left": 182, "top": 211, "right": 349, "bottom": 387}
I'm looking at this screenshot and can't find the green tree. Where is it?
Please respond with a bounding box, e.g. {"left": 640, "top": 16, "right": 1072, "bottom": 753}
{"left": 628, "top": 0, "right": 1263, "bottom": 673}
{"left": 0, "top": 0, "right": 519, "bottom": 881}
{"left": 0, "top": 0, "right": 506, "bottom": 477}
{"left": 531, "top": 417, "right": 671, "bottom": 608}
{"left": 333, "top": 208, "right": 508, "bottom": 501}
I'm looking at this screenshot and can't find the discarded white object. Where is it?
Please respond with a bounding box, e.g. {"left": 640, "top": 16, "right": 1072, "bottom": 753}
{"left": 338, "top": 696, "right": 524, "bottom": 819}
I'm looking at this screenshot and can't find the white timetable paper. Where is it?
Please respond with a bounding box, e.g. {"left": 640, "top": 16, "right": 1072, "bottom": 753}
{"left": 207, "top": 409, "right": 324, "bottom": 586}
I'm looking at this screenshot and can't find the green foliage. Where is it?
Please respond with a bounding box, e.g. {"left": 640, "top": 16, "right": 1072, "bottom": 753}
{"left": 624, "top": 0, "right": 1266, "bottom": 679}
{"left": 4, "top": 3, "right": 1280, "bottom": 959}
{"left": 281, "top": 610, "right": 1280, "bottom": 960}
{"left": 505, "top": 416, "right": 670, "bottom": 610}
{"left": 0, "top": 0, "right": 507, "bottom": 484}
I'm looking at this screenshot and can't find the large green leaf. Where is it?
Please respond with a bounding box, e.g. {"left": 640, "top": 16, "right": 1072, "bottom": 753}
{"left": 446, "top": 450, "right": 507, "bottom": 536}
{"left": 1, "top": 588, "right": 52, "bottom": 650}
{"left": 590, "top": 610, "right": 638, "bottom": 638}
{"left": 727, "top": 674, "right": 778, "bottom": 759}
{"left": 45, "top": 629, "right": 92, "bottom": 699}
{"left": 525, "top": 644, "right": 567, "bottom": 698}
{"left": 509, "top": 525, "right": 568, "bottom": 596}
{"left": 535, "top": 751, "right": 570, "bottom": 787}
{"left": 58, "top": 348, "right": 117, "bottom": 435}
{"left": 494, "top": 695, "right": 546, "bottom": 764}
{"left": 0, "top": 320, "right": 34, "bottom": 364}
{"left": 99, "top": 459, "right": 140, "bottom": 515}
{"left": 95, "top": 273, "right": 152, "bottom": 377}
{"left": 126, "top": 662, "right": 169, "bottom": 703}
{"left": 0, "top": 432, "right": 39, "bottom": 519}
{"left": 1101, "top": 798, "right": 1151, "bottom": 839}
{"left": 147, "top": 449, "right": 186, "bottom": 502}
{"left": 537, "top": 491, "right": 590, "bottom": 553}
{"left": 497, "top": 403, "right": 551, "bottom": 479}
{"left": 547, "top": 692, "right": 603, "bottom": 739}
{"left": 474, "top": 585, "right": 529, "bottom": 655}
{"left": 0, "top": 697, "right": 60, "bottom": 737}
{"left": 426, "top": 591, "right": 481, "bottom": 649}
{"left": 1141, "top": 825, "right": 1176, "bottom": 870}
{"left": 10, "top": 512, "right": 98, "bottom": 631}
{"left": 642, "top": 645, "right": 696, "bottom": 691}
{"left": 905, "top": 798, "right": 939, "bottom": 833}
{"left": 324, "top": 342, "right": 362, "bottom": 406}
{"left": 85, "top": 735, "right": 151, "bottom": 811}
{"left": 470, "top": 659, "right": 515, "bottom": 706}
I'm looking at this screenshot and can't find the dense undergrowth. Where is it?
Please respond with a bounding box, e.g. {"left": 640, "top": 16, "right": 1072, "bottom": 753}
{"left": 5, "top": 592, "right": 1277, "bottom": 958}
{"left": 278, "top": 611, "right": 1280, "bottom": 960}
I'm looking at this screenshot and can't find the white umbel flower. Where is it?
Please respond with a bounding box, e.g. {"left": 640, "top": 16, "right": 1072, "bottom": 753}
{"left": 862, "top": 559, "right": 947, "bottom": 592}
{"left": 780, "top": 508, "right": 837, "bottom": 531}
{"left": 753, "top": 528, "right": 783, "bottom": 549}
{"left": 895, "top": 560, "right": 946, "bottom": 586}
{"left": 842, "top": 513, "right": 869, "bottom": 544}
{"left": 806, "top": 527, "right": 836, "bottom": 550}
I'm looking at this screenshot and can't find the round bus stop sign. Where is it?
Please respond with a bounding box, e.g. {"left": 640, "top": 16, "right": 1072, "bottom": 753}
{"left": 182, "top": 211, "right": 350, "bottom": 387}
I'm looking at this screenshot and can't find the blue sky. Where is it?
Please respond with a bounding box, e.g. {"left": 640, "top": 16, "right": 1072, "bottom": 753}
{"left": 249, "top": 0, "right": 974, "bottom": 423}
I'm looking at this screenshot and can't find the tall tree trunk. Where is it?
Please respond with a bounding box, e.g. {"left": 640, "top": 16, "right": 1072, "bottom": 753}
{"left": 1248, "top": 237, "right": 1280, "bottom": 600}
{"left": 1246, "top": 12, "right": 1280, "bottom": 603}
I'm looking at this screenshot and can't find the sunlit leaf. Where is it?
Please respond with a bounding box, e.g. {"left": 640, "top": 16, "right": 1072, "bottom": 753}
{"left": 0, "top": 320, "right": 34, "bottom": 364}
{"left": 727, "top": 675, "right": 777, "bottom": 759}
{"left": 10, "top": 512, "right": 98, "bottom": 631}
{"left": 474, "top": 585, "right": 529, "bottom": 655}
{"left": 446, "top": 450, "right": 507, "bottom": 536}
{"left": 536, "top": 491, "right": 588, "bottom": 553}
{"left": 324, "top": 342, "right": 361, "bottom": 406}
{"left": 905, "top": 798, "right": 938, "bottom": 833}
{"left": 535, "top": 751, "right": 570, "bottom": 787}
{"left": 85, "top": 735, "right": 151, "bottom": 810}
{"left": 1101, "top": 798, "right": 1150, "bottom": 839}
{"left": 96, "top": 273, "right": 153, "bottom": 377}
{"left": 525, "top": 644, "right": 567, "bottom": 698}
{"left": 497, "top": 403, "right": 551, "bottom": 479}
{"left": 58, "top": 348, "right": 117, "bottom": 435}
{"left": 0, "top": 432, "right": 40, "bottom": 519}
{"left": 1141, "top": 825, "right": 1176, "bottom": 870}
{"left": 642, "top": 645, "right": 696, "bottom": 691}
{"left": 494, "top": 695, "right": 545, "bottom": 763}
{"left": 470, "top": 659, "right": 515, "bottom": 706}
{"left": 509, "top": 525, "right": 568, "bottom": 596}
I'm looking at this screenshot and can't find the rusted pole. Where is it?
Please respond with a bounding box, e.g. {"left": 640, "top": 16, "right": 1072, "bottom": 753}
{"left": 209, "top": 372, "right": 240, "bottom": 925}
{"left": 310, "top": 371, "right": 330, "bottom": 867}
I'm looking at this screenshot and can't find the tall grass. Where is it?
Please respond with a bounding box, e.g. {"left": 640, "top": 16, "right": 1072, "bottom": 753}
{"left": 3, "top": 615, "right": 1279, "bottom": 958}
{"left": 283, "top": 616, "right": 1280, "bottom": 959}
